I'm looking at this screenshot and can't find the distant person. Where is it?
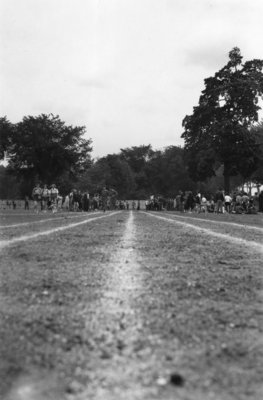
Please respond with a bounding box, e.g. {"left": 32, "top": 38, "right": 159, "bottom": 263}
{"left": 72, "top": 189, "right": 79, "bottom": 212}
{"left": 215, "top": 188, "right": 224, "bottom": 214}
{"left": 224, "top": 193, "right": 232, "bottom": 213}
{"left": 32, "top": 183, "right": 42, "bottom": 213}
{"left": 57, "top": 195, "right": 63, "bottom": 211}
{"left": 50, "top": 184, "right": 59, "bottom": 212}
{"left": 185, "top": 191, "right": 195, "bottom": 212}
{"left": 25, "top": 195, "right": 29, "bottom": 210}
{"left": 42, "top": 184, "right": 50, "bottom": 212}
{"left": 241, "top": 192, "right": 249, "bottom": 213}
{"left": 101, "top": 186, "right": 109, "bottom": 212}
{"left": 200, "top": 196, "right": 207, "bottom": 213}
{"left": 83, "top": 192, "right": 90, "bottom": 212}
{"left": 64, "top": 195, "right": 70, "bottom": 211}
{"left": 109, "top": 188, "right": 118, "bottom": 210}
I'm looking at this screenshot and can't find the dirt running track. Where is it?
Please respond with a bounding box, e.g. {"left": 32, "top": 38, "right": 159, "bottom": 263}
{"left": 0, "top": 210, "right": 262, "bottom": 400}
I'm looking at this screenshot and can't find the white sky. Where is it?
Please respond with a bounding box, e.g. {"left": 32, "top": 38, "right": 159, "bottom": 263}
{"left": 1, "top": 0, "right": 263, "bottom": 158}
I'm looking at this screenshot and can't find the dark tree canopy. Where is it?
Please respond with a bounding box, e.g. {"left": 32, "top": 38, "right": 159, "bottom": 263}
{"left": 7, "top": 114, "right": 92, "bottom": 185}
{"left": 145, "top": 146, "right": 196, "bottom": 196}
{"left": 120, "top": 145, "right": 154, "bottom": 173}
{"left": 249, "top": 121, "right": 263, "bottom": 185}
{"left": 182, "top": 47, "right": 263, "bottom": 192}
{"left": 0, "top": 117, "right": 13, "bottom": 160}
{"left": 82, "top": 154, "right": 135, "bottom": 197}
{"left": 120, "top": 145, "right": 154, "bottom": 197}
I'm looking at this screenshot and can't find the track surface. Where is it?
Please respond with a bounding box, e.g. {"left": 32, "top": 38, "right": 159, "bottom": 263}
{"left": 0, "top": 210, "right": 262, "bottom": 400}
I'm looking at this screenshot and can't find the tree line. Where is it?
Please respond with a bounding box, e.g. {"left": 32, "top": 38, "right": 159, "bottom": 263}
{"left": 1, "top": 47, "right": 263, "bottom": 199}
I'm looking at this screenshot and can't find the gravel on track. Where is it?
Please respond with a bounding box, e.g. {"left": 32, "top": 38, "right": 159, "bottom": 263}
{"left": 0, "top": 210, "right": 262, "bottom": 400}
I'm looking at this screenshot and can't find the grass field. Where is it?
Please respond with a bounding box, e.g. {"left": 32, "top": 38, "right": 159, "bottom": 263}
{"left": 0, "top": 210, "right": 263, "bottom": 400}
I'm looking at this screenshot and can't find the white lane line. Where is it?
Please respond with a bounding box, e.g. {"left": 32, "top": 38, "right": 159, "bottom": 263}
{"left": 0, "top": 212, "right": 92, "bottom": 217}
{"left": 100, "top": 210, "right": 142, "bottom": 312}
{"left": 0, "top": 212, "right": 120, "bottom": 250}
{"left": 162, "top": 212, "right": 263, "bottom": 233}
{"left": 0, "top": 212, "right": 100, "bottom": 229}
{"left": 144, "top": 212, "right": 263, "bottom": 255}
{"left": 0, "top": 213, "right": 47, "bottom": 216}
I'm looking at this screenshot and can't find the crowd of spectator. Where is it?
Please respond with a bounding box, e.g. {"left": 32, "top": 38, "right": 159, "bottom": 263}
{"left": 1, "top": 185, "right": 263, "bottom": 214}
{"left": 0, "top": 184, "right": 141, "bottom": 213}
{"left": 146, "top": 188, "right": 263, "bottom": 214}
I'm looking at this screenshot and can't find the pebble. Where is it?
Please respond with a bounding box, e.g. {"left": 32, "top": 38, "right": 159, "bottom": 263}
{"left": 170, "top": 373, "right": 184, "bottom": 386}
{"left": 100, "top": 349, "right": 112, "bottom": 359}
{"left": 66, "top": 380, "right": 83, "bottom": 393}
{"left": 156, "top": 376, "right": 167, "bottom": 386}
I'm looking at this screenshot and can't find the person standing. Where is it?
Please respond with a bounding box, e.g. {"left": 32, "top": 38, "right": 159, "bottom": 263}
{"left": 185, "top": 191, "right": 195, "bottom": 212}
{"left": 109, "top": 188, "right": 118, "bottom": 210}
{"left": 72, "top": 189, "right": 79, "bottom": 212}
{"left": 101, "top": 187, "right": 109, "bottom": 212}
{"left": 24, "top": 195, "right": 29, "bottom": 210}
{"left": 64, "top": 194, "right": 70, "bottom": 211}
{"left": 32, "top": 183, "right": 42, "bottom": 213}
{"left": 50, "top": 184, "right": 59, "bottom": 212}
{"left": 215, "top": 188, "right": 224, "bottom": 214}
{"left": 224, "top": 193, "right": 232, "bottom": 213}
{"left": 83, "top": 192, "right": 90, "bottom": 212}
{"left": 42, "top": 184, "right": 50, "bottom": 212}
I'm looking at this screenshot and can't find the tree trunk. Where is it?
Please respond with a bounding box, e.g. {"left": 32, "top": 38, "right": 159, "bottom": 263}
{"left": 224, "top": 172, "right": 230, "bottom": 193}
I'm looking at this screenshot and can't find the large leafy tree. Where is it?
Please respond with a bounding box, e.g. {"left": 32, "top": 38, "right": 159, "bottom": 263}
{"left": 182, "top": 47, "right": 263, "bottom": 192}
{"left": 145, "top": 146, "right": 196, "bottom": 196}
{"left": 0, "top": 117, "right": 14, "bottom": 160}
{"left": 120, "top": 145, "right": 154, "bottom": 173}
{"left": 120, "top": 145, "right": 154, "bottom": 196}
{"left": 8, "top": 114, "right": 92, "bottom": 186}
{"left": 82, "top": 154, "right": 136, "bottom": 197}
{"left": 249, "top": 121, "right": 263, "bottom": 185}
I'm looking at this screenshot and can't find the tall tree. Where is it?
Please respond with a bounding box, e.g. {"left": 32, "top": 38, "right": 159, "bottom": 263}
{"left": 0, "top": 117, "right": 14, "bottom": 160}
{"left": 146, "top": 146, "right": 196, "bottom": 196}
{"left": 83, "top": 154, "right": 136, "bottom": 197}
{"left": 120, "top": 145, "right": 154, "bottom": 173}
{"left": 249, "top": 121, "right": 263, "bottom": 185}
{"left": 8, "top": 114, "right": 92, "bottom": 186}
{"left": 182, "top": 47, "right": 263, "bottom": 192}
{"left": 120, "top": 145, "right": 154, "bottom": 196}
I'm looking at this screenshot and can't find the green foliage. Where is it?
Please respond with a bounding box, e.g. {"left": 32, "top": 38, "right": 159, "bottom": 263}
{"left": 120, "top": 145, "right": 154, "bottom": 173}
{"left": 8, "top": 114, "right": 92, "bottom": 186}
{"left": 0, "top": 117, "right": 13, "bottom": 160}
{"left": 80, "top": 145, "right": 196, "bottom": 198}
{"left": 145, "top": 146, "right": 196, "bottom": 196}
{"left": 0, "top": 166, "right": 21, "bottom": 199}
{"left": 120, "top": 145, "right": 154, "bottom": 195}
{"left": 249, "top": 121, "right": 263, "bottom": 184}
{"left": 81, "top": 154, "right": 136, "bottom": 197}
{"left": 182, "top": 47, "right": 263, "bottom": 191}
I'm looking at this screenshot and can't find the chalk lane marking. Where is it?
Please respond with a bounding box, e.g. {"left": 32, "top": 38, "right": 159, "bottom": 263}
{"left": 162, "top": 212, "right": 263, "bottom": 233}
{"left": 102, "top": 210, "right": 142, "bottom": 307}
{"left": 0, "top": 212, "right": 120, "bottom": 250}
{"left": 0, "top": 212, "right": 100, "bottom": 229}
{"left": 143, "top": 212, "right": 263, "bottom": 255}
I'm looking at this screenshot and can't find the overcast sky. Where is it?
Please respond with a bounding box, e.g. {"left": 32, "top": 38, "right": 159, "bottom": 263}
{"left": 1, "top": 0, "right": 263, "bottom": 158}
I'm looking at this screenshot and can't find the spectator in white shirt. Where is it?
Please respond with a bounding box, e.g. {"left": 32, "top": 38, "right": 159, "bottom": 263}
{"left": 224, "top": 193, "right": 232, "bottom": 213}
